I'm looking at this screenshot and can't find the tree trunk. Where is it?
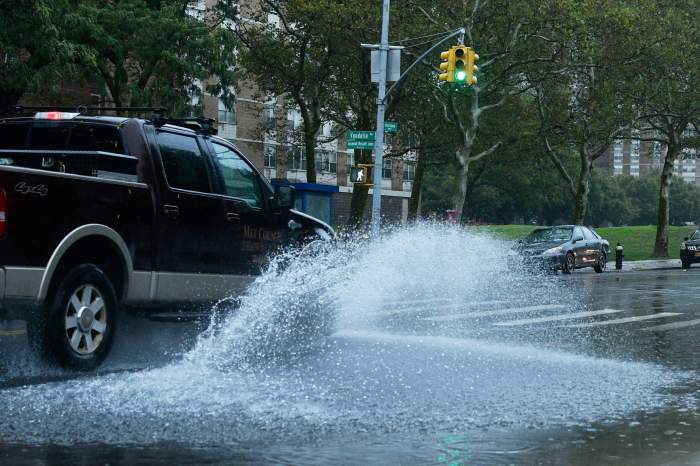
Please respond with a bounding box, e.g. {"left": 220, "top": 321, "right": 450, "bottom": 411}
{"left": 572, "top": 155, "right": 592, "bottom": 225}
{"left": 304, "top": 130, "right": 317, "bottom": 183}
{"left": 407, "top": 150, "right": 424, "bottom": 222}
{"left": 349, "top": 148, "right": 372, "bottom": 226}
{"left": 458, "top": 156, "right": 471, "bottom": 225}
{"left": 653, "top": 146, "right": 676, "bottom": 257}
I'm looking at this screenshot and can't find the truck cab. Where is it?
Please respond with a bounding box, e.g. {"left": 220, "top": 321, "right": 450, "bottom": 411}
{"left": 0, "top": 109, "right": 334, "bottom": 369}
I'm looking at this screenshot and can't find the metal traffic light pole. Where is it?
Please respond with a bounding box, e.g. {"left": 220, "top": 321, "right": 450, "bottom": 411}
{"left": 362, "top": 20, "right": 465, "bottom": 238}
{"left": 369, "top": 0, "right": 391, "bottom": 239}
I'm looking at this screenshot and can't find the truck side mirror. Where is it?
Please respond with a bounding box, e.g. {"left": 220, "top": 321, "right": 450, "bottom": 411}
{"left": 684, "top": 237, "right": 689, "bottom": 241}
{"left": 274, "top": 185, "right": 294, "bottom": 210}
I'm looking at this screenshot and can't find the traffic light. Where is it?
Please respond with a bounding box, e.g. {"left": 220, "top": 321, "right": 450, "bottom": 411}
{"left": 351, "top": 164, "right": 373, "bottom": 185}
{"left": 439, "top": 48, "right": 455, "bottom": 82}
{"left": 467, "top": 48, "right": 479, "bottom": 85}
{"left": 454, "top": 46, "right": 468, "bottom": 83}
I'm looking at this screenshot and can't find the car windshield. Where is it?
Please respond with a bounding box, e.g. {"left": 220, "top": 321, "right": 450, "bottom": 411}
{"left": 691, "top": 230, "right": 700, "bottom": 240}
{"left": 525, "top": 227, "right": 573, "bottom": 243}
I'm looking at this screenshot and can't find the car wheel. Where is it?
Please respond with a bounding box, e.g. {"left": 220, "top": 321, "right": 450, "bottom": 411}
{"left": 563, "top": 253, "right": 575, "bottom": 274}
{"left": 39, "top": 264, "right": 118, "bottom": 370}
{"left": 594, "top": 252, "right": 606, "bottom": 273}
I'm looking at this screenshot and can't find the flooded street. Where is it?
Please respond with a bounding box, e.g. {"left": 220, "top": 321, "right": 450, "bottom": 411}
{"left": 2, "top": 227, "right": 700, "bottom": 465}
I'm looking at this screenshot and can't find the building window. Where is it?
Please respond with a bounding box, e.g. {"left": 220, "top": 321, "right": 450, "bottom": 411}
{"left": 403, "top": 162, "right": 415, "bottom": 181}
{"left": 263, "top": 105, "right": 275, "bottom": 131}
{"left": 218, "top": 99, "right": 235, "bottom": 125}
{"left": 612, "top": 140, "right": 623, "bottom": 176}
{"left": 316, "top": 150, "right": 337, "bottom": 173}
{"left": 382, "top": 158, "right": 392, "bottom": 179}
{"left": 264, "top": 144, "right": 276, "bottom": 168}
{"left": 289, "top": 146, "right": 306, "bottom": 171}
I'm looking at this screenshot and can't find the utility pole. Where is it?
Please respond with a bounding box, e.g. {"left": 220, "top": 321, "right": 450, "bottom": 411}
{"left": 370, "top": 0, "right": 391, "bottom": 239}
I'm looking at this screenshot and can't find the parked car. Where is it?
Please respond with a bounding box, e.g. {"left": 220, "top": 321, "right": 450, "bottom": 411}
{"left": 0, "top": 109, "right": 334, "bottom": 370}
{"left": 680, "top": 229, "right": 700, "bottom": 269}
{"left": 513, "top": 225, "right": 610, "bottom": 274}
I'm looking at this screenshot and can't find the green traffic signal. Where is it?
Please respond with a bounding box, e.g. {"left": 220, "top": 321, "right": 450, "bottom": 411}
{"left": 454, "top": 47, "right": 466, "bottom": 82}
{"left": 455, "top": 70, "right": 466, "bottom": 81}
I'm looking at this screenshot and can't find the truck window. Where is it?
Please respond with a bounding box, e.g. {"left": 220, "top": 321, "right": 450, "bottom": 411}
{"left": 0, "top": 123, "right": 30, "bottom": 148}
{"left": 28, "top": 125, "right": 69, "bottom": 150}
{"left": 156, "top": 131, "right": 211, "bottom": 193}
{"left": 212, "top": 142, "right": 262, "bottom": 208}
{"left": 68, "top": 124, "right": 125, "bottom": 154}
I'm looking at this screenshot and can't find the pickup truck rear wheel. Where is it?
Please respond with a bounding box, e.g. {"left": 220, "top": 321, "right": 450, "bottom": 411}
{"left": 45, "top": 264, "right": 118, "bottom": 370}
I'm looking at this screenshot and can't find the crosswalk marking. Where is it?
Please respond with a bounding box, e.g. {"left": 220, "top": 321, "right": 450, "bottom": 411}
{"left": 567, "top": 312, "right": 681, "bottom": 328}
{"left": 377, "top": 300, "right": 510, "bottom": 318}
{"left": 423, "top": 304, "right": 566, "bottom": 322}
{"left": 380, "top": 298, "right": 450, "bottom": 308}
{"left": 642, "top": 318, "right": 700, "bottom": 332}
{"left": 494, "top": 309, "right": 624, "bottom": 327}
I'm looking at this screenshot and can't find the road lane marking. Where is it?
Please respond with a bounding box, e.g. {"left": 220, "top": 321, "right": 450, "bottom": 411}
{"left": 423, "top": 304, "right": 566, "bottom": 322}
{"left": 0, "top": 330, "right": 26, "bottom": 337}
{"left": 567, "top": 312, "right": 681, "bottom": 328}
{"left": 380, "top": 298, "right": 450, "bottom": 308}
{"left": 377, "top": 300, "right": 510, "bottom": 317}
{"left": 494, "top": 309, "right": 625, "bottom": 327}
{"left": 642, "top": 319, "right": 700, "bottom": 332}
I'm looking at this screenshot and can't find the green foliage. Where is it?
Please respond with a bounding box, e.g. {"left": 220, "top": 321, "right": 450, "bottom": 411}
{"left": 0, "top": 0, "right": 237, "bottom": 114}
{"left": 69, "top": 0, "right": 237, "bottom": 111}
{"left": 0, "top": 0, "right": 95, "bottom": 110}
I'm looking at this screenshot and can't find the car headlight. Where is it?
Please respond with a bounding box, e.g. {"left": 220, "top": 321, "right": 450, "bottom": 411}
{"left": 543, "top": 246, "right": 564, "bottom": 256}
{"left": 681, "top": 243, "right": 687, "bottom": 250}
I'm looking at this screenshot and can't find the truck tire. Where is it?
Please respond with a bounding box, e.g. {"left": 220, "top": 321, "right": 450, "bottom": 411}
{"left": 42, "top": 264, "right": 118, "bottom": 370}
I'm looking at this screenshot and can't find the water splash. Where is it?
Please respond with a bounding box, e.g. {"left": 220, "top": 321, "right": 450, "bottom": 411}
{"left": 0, "top": 224, "right": 687, "bottom": 448}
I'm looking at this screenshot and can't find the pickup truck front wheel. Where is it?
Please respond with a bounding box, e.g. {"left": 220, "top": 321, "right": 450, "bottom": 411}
{"left": 45, "top": 264, "right": 118, "bottom": 370}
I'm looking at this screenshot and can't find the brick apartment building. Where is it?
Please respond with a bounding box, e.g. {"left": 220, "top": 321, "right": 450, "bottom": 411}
{"left": 595, "top": 128, "right": 700, "bottom": 184}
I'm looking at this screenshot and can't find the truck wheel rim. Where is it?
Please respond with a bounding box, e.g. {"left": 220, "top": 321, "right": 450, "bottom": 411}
{"left": 64, "top": 284, "right": 107, "bottom": 355}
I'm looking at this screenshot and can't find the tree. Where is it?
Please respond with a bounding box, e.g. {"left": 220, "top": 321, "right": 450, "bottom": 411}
{"left": 405, "top": 0, "right": 545, "bottom": 223}
{"left": 530, "top": 1, "right": 643, "bottom": 225}
{"left": 0, "top": 0, "right": 94, "bottom": 112}
{"left": 630, "top": 0, "right": 700, "bottom": 256}
{"left": 236, "top": 0, "right": 352, "bottom": 184}
{"left": 67, "top": 0, "right": 237, "bottom": 113}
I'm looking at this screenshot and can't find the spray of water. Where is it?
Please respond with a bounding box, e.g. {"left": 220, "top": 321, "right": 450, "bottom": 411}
{"left": 0, "top": 224, "right": 686, "bottom": 447}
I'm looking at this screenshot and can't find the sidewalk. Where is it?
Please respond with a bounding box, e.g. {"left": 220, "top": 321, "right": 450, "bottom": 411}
{"left": 616, "top": 258, "right": 681, "bottom": 272}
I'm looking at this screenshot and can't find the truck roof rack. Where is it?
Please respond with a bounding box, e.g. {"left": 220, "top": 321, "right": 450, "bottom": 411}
{"left": 10, "top": 106, "right": 218, "bottom": 136}
{"left": 152, "top": 115, "right": 217, "bottom": 136}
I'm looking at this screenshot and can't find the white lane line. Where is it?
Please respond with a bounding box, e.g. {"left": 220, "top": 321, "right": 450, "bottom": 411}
{"left": 642, "top": 318, "right": 700, "bottom": 332}
{"left": 567, "top": 312, "right": 682, "bottom": 328}
{"left": 380, "top": 298, "right": 450, "bottom": 308}
{"left": 377, "top": 300, "right": 510, "bottom": 317}
{"left": 423, "top": 304, "right": 566, "bottom": 322}
{"left": 0, "top": 329, "right": 26, "bottom": 337}
{"left": 494, "top": 309, "right": 624, "bottom": 327}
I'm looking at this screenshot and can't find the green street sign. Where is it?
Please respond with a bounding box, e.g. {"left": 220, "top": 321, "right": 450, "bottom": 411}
{"left": 347, "top": 140, "right": 375, "bottom": 150}
{"left": 348, "top": 130, "right": 375, "bottom": 141}
{"left": 384, "top": 121, "right": 399, "bottom": 133}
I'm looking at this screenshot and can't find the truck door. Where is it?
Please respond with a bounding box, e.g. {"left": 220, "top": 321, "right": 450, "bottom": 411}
{"left": 154, "top": 130, "right": 224, "bottom": 274}
{"left": 208, "top": 141, "right": 285, "bottom": 275}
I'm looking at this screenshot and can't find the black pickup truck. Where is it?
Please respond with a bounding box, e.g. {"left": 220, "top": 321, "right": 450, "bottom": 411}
{"left": 0, "top": 110, "right": 334, "bottom": 370}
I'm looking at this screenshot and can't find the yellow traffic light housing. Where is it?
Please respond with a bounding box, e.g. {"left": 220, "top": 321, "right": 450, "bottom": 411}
{"left": 439, "top": 49, "right": 455, "bottom": 82}
{"left": 351, "top": 164, "right": 374, "bottom": 186}
{"left": 467, "top": 48, "right": 479, "bottom": 85}
{"left": 454, "top": 46, "right": 468, "bottom": 83}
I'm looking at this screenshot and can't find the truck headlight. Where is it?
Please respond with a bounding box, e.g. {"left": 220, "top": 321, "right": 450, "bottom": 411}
{"left": 543, "top": 246, "right": 563, "bottom": 256}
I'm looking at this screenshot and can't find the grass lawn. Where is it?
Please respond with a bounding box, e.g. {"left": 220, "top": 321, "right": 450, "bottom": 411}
{"left": 470, "top": 224, "right": 697, "bottom": 261}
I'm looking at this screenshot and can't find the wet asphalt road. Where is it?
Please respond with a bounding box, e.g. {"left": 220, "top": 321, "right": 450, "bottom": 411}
{"left": 2, "top": 267, "right": 700, "bottom": 465}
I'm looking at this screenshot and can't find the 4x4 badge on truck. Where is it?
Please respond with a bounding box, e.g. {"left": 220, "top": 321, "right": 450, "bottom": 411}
{"left": 15, "top": 182, "right": 48, "bottom": 197}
